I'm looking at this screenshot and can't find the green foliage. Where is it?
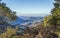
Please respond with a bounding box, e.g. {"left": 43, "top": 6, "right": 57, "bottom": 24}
{"left": 43, "top": 0, "right": 60, "bottom": 37}
{"left": 0, "top": 0, "right": 17, "bottom": 21}
{"left": 0, "top": 0, "right": 60, "bottom": 38}
{"left": 0, "top": 0, "right": 18, "bottom": 38}
{"left": 0, "top": 27, "right": 18, "bottom": 38}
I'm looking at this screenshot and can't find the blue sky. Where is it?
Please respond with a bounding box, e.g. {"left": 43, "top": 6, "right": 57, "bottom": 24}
{"left": 2, "top": 0, "right": 54, "bottom": 16}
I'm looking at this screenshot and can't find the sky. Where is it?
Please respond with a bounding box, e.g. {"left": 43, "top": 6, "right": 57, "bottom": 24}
{"left": 2, "top": 0, "right": 54, "bottom": 16}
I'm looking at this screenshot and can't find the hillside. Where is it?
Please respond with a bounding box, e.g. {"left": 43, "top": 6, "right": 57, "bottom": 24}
{"left": 0, "top": 0, "right": 60, "bottom": 38}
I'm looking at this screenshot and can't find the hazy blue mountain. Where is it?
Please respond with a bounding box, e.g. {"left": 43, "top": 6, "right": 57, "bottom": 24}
{"left": 0, "top": 16, "right": 44, "bottom": 34}
{"left": 10, "top": 16, "right": 44, "bottom": 26}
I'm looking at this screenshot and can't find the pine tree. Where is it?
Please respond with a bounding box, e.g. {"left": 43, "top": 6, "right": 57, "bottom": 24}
{"left": 0, "top": 0, "right": 17, "bottom": 33}
{"left": 43, "top": 0, "right": 60, "bottom": 38}
{"left": 0, "top": 0, "right": 17, "bottom": 21}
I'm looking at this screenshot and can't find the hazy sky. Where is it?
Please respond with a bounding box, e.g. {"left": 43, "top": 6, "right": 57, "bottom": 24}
{"left": 2, "top": 0, "right": 54, "bottom": 16}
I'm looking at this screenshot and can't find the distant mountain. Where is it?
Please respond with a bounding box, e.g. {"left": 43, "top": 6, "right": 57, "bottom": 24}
{"left": 0, "top": 16, "right": 44, "bottom": 34}
{"left": 0, "top": 16, "right": 44, "bottom": 29}
{"left": 10, "top": 16, "right": 44, "bottom": 26}
{"left": 10, "top": 16, "right": 44, "bottom": 35}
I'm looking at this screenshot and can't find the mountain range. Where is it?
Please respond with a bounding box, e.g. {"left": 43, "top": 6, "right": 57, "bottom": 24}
{"left": 10, "top": 16, "right": 44, "bottom": 26}
{"left": 0, "top": 16, "right": 44, "bottom": 34}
